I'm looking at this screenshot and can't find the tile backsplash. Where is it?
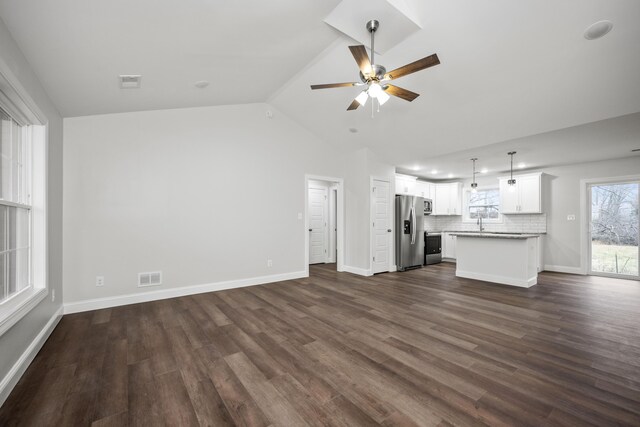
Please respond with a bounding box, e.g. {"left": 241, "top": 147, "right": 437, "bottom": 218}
{"left": 424, "top": 214, "right": 547, "bottom": 234}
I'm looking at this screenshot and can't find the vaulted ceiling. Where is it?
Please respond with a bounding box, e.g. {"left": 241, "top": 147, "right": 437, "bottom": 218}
{"left": 1, "top": 0, "right": 639, "bottom": 171}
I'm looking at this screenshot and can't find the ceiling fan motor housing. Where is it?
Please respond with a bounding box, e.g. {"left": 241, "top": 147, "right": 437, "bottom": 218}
{"left": 359, "top": 64, "right": 387, "bottom": 83}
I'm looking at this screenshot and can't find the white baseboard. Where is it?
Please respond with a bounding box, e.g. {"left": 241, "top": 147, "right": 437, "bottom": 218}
{"left": 342, "top": 265, "right": 372, "bottom": 277}
{"left": 543, "top": 265, "right": 585, "bottom": 275}
{"left": 456, "top": 270, "right": 537, "bottom": 288}
{"left": 390, "top": 265, "right": 397, "bottom": 272}
{"left": 64, "top": 270, "right": 308, "bottom": 314}
{"left": 0, "top": 305, "right": 63, "bottom": 406}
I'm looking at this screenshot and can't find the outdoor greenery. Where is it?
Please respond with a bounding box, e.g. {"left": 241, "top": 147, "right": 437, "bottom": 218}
{"left": 591, "top": 183, "right": 639, "bottom": 275}
{"left": 468, "top": 189, "right": 500, "bottom": 219}
{"left": 591, "top": 243, "right": 638, "bottom": 276}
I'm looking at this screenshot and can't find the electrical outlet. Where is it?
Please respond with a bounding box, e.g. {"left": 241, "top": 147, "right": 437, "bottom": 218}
{"left": 567, "top": 214, "right": 576, "bottom": 221}
{"left": 267, "top": 259, "right": 273, "bottom": 268}
{"left": 51, "top": 289, "right": 55, "bottom": 302}
{"left": 96, "top": 276, "right": 105, "bottom": 287}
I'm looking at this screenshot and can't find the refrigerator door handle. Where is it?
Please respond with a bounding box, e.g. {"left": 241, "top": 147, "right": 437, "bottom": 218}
{"left": 410, "top": 204, "right": 416, "bottom": 245}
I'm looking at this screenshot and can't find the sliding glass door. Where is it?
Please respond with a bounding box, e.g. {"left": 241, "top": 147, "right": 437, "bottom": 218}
{"left": 589, "top": 181, "right": 639, "bottom": 278}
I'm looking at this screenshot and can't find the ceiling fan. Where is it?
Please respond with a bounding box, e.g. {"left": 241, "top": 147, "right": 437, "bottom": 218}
{"left": 311, "top": 19, "right": 440, "bottom": 111}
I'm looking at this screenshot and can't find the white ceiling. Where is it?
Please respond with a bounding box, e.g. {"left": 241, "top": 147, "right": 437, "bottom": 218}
{"left": 395, "top": 112, "right": 640, "bottom": 180}
{"left": 0, "top": 0, "right": 341, "bottom": 116}
{"left": 1, "top": 0, "right": 639, "bottom": 170}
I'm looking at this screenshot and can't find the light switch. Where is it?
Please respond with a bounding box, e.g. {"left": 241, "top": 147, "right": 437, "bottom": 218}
{"left": 567, "top": 214, "right": 576, "bottom": 221}
{"left": 297, "top": 212, "right": 303, "bottom": 220}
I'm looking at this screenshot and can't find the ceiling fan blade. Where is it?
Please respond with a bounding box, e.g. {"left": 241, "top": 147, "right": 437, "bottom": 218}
{"left": 349, "top": 45, "right": 372, "bottom": 76}
{"left": 384, "top": 84, "right": 420, "bottom": 102}
{"left": 384, "top": 54, "right": 440, "bottom": 80}
{"left": 347, "top": 99, "right": 360, "bottom": 111}
{"left": 310, "top": 82, "right": 359, "bottom": 90}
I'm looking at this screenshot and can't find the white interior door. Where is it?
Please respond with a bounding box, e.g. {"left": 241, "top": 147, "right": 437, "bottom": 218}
{"left": 308, "top": 187, "right": 328, "bottom": 264}
{"left": 372, "top": 179, "right": 391, "bottom": 274}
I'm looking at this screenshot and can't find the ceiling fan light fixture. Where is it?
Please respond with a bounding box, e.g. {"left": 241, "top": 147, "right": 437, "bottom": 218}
{"left": 355, "top": 90, "right": 369, "bottom": 106}
{"left": 377, "top": 90, "right": 390, "bottom": 105}
{"left": 368, "top": 83, "right": 383, "bottom": 98}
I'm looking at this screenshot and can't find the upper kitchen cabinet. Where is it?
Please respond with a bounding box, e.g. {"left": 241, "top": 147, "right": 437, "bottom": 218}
{"left": 395, "top": 174, "right": 417, "bottom": 195}
{"left": 415, "top": 180, "right": 434, "bottom": 199}
{"left": 499, "top": 172, "right": 543, "bottom": 214}
{"left": 434, "top": 182, "right": 462, "bottom": 215}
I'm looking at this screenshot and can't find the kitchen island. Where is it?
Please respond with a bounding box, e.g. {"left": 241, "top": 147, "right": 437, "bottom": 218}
{"left": 451, "top": 233, "right": 539, "bottom": 287}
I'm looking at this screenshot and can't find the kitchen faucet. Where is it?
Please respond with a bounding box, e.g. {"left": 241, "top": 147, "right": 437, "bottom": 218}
{"left": 477, "top": 217, "right": 485, "bottom": 232}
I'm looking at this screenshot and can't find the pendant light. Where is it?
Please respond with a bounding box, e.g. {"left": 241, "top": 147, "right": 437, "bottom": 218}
{"left": 470, "top": 158, "right": 478, "bottom": 193}
{"left": 507, "top": 151, "right": 517, "bottom": 192}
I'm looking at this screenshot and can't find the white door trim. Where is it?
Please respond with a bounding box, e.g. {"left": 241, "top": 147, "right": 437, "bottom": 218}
{"left": 580, "top": 174, "right": 640, "bottom": 276}
{"left": 304, "top": 175, "right": 344, "bottom": 276}
{"left": 370, "top": 176, "right": 394, "bottom": 274}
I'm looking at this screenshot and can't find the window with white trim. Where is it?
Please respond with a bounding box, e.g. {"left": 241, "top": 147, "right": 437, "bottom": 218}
{"left": 464, "top": 188, "right": 502, "bottom": 223}
{"left": 0, "top": 108, "right": 31, "bottom": 304}
{"left": 0, "top": 65, "right": 47, "bottom": 337}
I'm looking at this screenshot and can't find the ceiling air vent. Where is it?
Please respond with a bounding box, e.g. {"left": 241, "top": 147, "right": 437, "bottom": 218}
{"left": 138, "top": 271, "right": 162, "bottom": 287}
{"left": 119, "top": 74, "right": 142, "bottom": 89}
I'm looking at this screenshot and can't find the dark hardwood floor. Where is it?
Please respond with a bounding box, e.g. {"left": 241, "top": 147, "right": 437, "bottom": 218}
{"left": 2, "top": 262, "right": 640, "bottom": 426}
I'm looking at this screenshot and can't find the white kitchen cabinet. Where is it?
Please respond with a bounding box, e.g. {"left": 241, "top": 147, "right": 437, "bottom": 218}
{"left": 442, "top": 232, "right": 457, "bottom": 259}
{"left": 428, "top": 183, "right": 436, "bottom": 200}
{"left": 415, "top": 180, "right": 430, "bottom": 199}
{"left": 395, "top": 174, "right": 417, "bottom": 195}
{"left": 499, "top": 173, "right": 542, "bottom": 214}
{"left": 434, "top": 182, "right": 462, "bottom": 215}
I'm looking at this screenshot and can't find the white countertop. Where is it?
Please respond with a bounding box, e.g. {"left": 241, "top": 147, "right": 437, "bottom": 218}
{"left": 450, "top": 232, "right": 540, "bottom": 239}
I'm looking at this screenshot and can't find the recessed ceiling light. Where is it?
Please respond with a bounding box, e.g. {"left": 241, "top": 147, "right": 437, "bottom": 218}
{"left": 518, "top": 162, "right": 526, "bottom": 169}
{"left": 480, "top": 168, "right": 488, "bottom": 174}
{"left": 348, "top": 127, "right": 358, "bottom": 133}
{"left": 584, "top": 20, "right": 613, "bottom": 40}
{"left": 194, "top": 80, "right": 210, "bottom": 89}
{"left": 431, "top": 169, "right": 438, "bottom": 174}
{"left": 447, "top": 173, "right": 453, "bottom": 178}
{"left": 410, "top": 165, "right": 420, "bottom": 171}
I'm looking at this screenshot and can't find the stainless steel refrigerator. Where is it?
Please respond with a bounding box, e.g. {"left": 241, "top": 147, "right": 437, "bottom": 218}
{"left": 395, "top": 195, "right": 425, "bottom": 271}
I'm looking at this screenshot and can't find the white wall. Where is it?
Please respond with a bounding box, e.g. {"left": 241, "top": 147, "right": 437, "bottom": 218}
{"left": 343, "top": 148, "right": 395, "bottom": 273}
{"left": 542, "top": 157, "right": 640, "bottom": 271}
{"left": 0, "top": 18, "right": 64, "bottom": 395}
{"left": 63, "top": 103, "right": 346, "bottom": 306}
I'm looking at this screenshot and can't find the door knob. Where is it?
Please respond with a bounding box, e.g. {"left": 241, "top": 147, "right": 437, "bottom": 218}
{"left": 308, "top": 229, "right": 312, "bottom": 232}
{"left": 387, "top": 229, "right": 392, "bottom": 232}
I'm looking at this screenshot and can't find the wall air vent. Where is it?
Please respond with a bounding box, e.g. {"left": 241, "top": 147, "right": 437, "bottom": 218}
{"left": 119, "top": 74, "right": 142, "bottom": 89}
{"left": 138, "top": 271, "right": 162, "bottom": 287}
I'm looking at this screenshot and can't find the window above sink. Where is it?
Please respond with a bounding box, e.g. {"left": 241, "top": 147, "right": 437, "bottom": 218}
{"left": 463, "top": 187, "right": 503, "bottom": 224}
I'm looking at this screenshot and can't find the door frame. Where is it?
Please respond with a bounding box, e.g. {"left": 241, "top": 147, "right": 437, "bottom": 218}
{"left": 580, "top": 174, "right": 640, "bottom": 278}
{"left": 304, "top": 175, "right": 344, "bottom": 276}
{"left": 370, "top": 176, "right": 395, "bottom": 274}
